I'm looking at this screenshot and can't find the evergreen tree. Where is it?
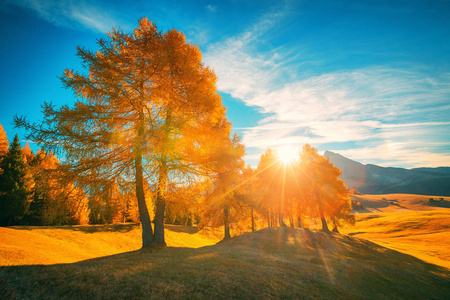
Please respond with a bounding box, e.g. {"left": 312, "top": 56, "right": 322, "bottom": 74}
{"left": 0, "top": 134, "right": 30, "bottom": 226}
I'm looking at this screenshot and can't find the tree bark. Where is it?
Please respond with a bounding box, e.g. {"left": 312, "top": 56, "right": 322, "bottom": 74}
{"left": 289, "top": 210, "right": 294, "bottom": 228}
{"left": 135, "top": 153, "right": 153, "bottom": 247}
{"left": 154, "top": 163, "right": 167, "bottom": 245}
{"left": 297, "top": 216, "right": 303, "bottom": 228}
{"left": 279, "top": 212, "right": 287, "bottom": 227}
{"left": 332, "top": 225, "right": 339, "bottom": 233}
{"left": 251, "top": 207, "right": 255, "bottom": 232}
{"left": 318, "top": 201, "right": 330, "bottom": 233}
{"left": 224, "top": 206, "right": 231, "bottom": 239}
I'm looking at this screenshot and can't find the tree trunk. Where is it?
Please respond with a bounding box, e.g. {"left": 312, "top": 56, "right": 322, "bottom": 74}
{"left": 251, "top": 207, "right": 255, "bottom": 232}
{"left": 279, "top": 212, "right": 287, "bottom": 227}
{"left": 154, "top": 109, "right": 173, "bottom": 245}
{"left": 297, "top": 216, "right": 303, "bottom": 228}
{"left": 224, "top": 206, "right": 231, "bottom": 239}
{"left": 332, "top": 225, "right": 339, "bottom": 233}
{"left": 318, "top": 201, "right": 329, "bottom": 233}
{"left": 135, "top": 153, "right": 153, "bottom": 247}
{"left": 289, "top": 210, "right": 294, "bottom": 228}
{"left": 154, "top": 164, "right": 167, "bottom": 245}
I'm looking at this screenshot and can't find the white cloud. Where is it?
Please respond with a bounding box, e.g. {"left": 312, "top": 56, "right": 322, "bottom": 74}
{"left": 204, "top": 11, "right": 450, "bottom": 168}
{"left": 204, "top": 9, "right": 292, "bottom": 101}
{"left": 336, "top": 143, "right": 450, "bottom": 168}
{"left": 206, "top": 5, "right": 217, "bottom": 13}
{"left": 7, "top": 0, "right": 128, "bottom": 33}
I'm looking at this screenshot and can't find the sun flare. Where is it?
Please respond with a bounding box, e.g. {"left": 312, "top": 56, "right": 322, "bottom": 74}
{"left": 276, "top": 145, "right": 299, "bottom": 164}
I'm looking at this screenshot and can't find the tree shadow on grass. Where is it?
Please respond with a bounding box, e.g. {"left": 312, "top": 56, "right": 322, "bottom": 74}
{"left": 11, "top": 223, "right": 203, "bottom": 235}
{"left": 1, "top": 227, "right": 449, "bottom": 299}
{"left": 10, "top": 223, "right": 141, "bottom": 233}
{"left": 164, "top": 224, "right": 200, "bottom": 234}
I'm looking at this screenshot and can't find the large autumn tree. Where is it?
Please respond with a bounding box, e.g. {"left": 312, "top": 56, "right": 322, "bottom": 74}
{"left": 15, "top": 18, "right": 230, "bottom": 247}
{"left": 299, "top": 144, "right": 354, "bottom": 232}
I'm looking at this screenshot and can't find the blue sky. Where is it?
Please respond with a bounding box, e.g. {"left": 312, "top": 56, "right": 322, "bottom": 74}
{"left": 1, "top": 0, "right": 449, "bottom": 168}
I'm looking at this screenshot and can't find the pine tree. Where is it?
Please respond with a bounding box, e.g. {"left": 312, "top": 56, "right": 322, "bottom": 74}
{"left": 0, "top": 134, "right": 30, "bottom": 226}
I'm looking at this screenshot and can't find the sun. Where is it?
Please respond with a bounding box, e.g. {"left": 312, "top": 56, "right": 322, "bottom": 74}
{"left": 276, "top": 145, "right": 299, "bottom": 164}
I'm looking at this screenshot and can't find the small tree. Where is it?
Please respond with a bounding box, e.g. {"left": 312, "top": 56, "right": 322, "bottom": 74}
{"left": 0, "top": 135, "right": 30, "bottom": 226}
{"left": 27, "top": 150, "right": 89, "bottom": 225}
{"left": 254, "top": 149, "right": 288, "bottom": 227}
{"left": 0, "top": 123, "right": 8, "bottom": 159}
{"left": 199, "top": 133, "right": 246, "bottom": 239}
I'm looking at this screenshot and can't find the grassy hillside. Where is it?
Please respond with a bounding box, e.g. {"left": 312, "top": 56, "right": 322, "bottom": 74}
{"left": 342, "top": 209, "right": 450, "bottom": 269}
{"left": 0, "top": 224, "right": 222, "bottom": 266}
{"left": 350, "top": 193, "right": 450, "bottom": 212}
{"left": 1, "top": 226, "right": 449, "bottom": 299}
{"left": 1, "top": 194, "right": 449, "bottom": 298}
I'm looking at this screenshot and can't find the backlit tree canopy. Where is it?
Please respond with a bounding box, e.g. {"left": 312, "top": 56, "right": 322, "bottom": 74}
{"left": 299, "top": 144, "right": 354, "bottom": 232}
{"left": 0, "top": 123, "right": 8, "bottom": 159}
{"left": 250, "top": 144, "right": 354, "bottom": 232}
{"left": 15, "top": 18, "right": 231, "bottom": 247}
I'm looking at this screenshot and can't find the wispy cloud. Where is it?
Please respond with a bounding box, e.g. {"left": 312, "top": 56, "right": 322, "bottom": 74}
{"left": 206, "top": 5, "right": 217, "bottom": 13}
{"left": 204, "top": 9, "right": 294, "bottom": 101}
{"left": 204, "top": 10, "right": 450, "bottom": 168}
{"left": 7, "top": 0, "right": 129, "bottom": 33}
{"left": 337, "top": 142, "right": 450, "bottom": 168}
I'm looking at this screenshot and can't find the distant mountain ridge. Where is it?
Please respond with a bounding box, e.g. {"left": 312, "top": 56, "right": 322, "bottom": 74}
{"left": 324, "top": 151, "right": 450, "bottom": 196}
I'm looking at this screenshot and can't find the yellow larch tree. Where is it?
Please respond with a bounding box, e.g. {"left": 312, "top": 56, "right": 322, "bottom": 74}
{"left": 0, "top": 123, "right": 8, "bottom": 159}
{"left": 254, "top": 149, "right": 288, "bottom": 227}
{"left": 299, "top": 144, "right": 354, "bottom": 232}
{"left": 15, "top": 18, "right": 230, "bottom": 247}
{"left": 198, "top": 133, "right": 246, "bottom": 239}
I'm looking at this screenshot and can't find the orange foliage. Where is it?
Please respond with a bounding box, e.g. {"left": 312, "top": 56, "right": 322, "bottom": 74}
{"left": 0, "top": 123, "right": 9, "bottom": 159}
{"left": 15, "top": 18, "right": 232, "bottom": 246}
{"left": 299, "top": 144, "right": 354, "bottom": 231}
{"left": 31, "top": 150, "right": 89, "bottom": 225}
{"left": 198, "top": 133, "right": 247, "bottom": 238}
{"left": 251, "top": 144, "right": 354, "bottom": 232}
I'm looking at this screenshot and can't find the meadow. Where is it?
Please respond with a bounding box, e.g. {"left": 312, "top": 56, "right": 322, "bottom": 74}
{"left": 1, "top": 194, "right": 449, "bottom": 299}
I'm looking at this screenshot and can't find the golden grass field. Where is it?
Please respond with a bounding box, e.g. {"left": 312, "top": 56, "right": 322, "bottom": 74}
{"left": 1, "top": 194, "right": 449, "bottom": 299}
{"left": 344, "top": 194, "right": 450, "bottom": 269}
{"left": 0, "top": 224, "right": 222, "bottom": 266}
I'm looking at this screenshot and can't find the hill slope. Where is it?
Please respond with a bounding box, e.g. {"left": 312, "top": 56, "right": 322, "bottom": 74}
{"left": 1, "top": 226, "right": 449, "bottom": 299}
{"left": 342, "top": 208, "right": 450, "bottom": 268}
{"left": 350, "top": 193, "right": 450, "bottom": 212}
{"left": 324, "top": 150, "right": 450, "bottom": 196}
{"left": 0, "top": 224, "right": 222, "bottom": 266}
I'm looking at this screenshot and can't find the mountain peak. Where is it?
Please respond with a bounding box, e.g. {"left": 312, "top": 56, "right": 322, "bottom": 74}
{"left": 324, "top": 151, "right": 450, "bottom": 196}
